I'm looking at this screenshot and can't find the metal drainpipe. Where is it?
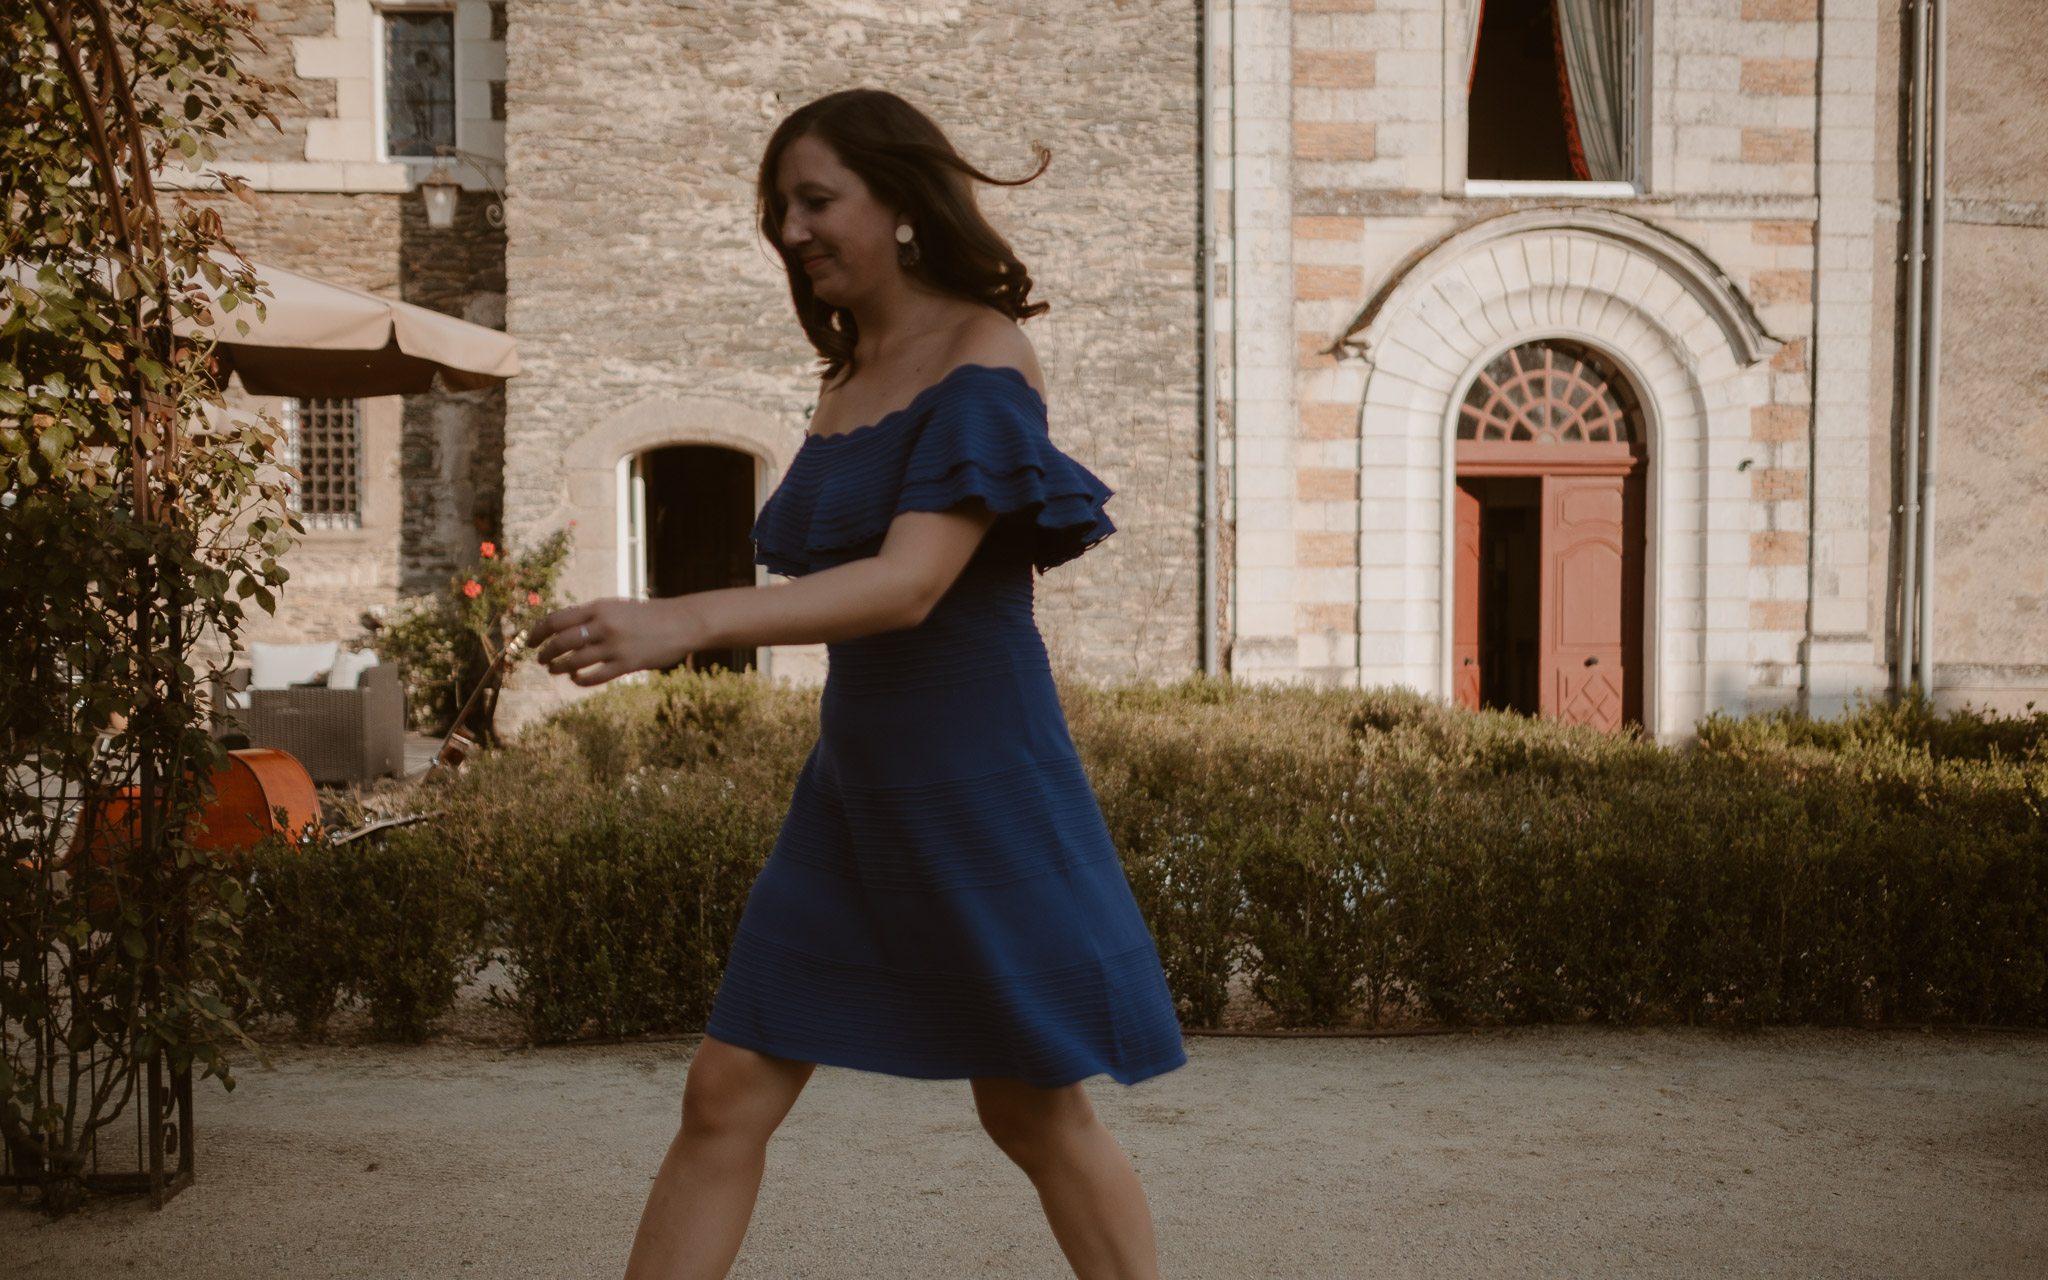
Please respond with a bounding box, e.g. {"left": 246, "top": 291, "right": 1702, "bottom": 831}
{"left": 1898, "top": 0, "right": 1928, "bottom": 695}
{"left": 1198, "top": 0, "right": 1221, "bottom": 678}
{"left": 1917, "top": 0, "right": 1948, "bottom": 697}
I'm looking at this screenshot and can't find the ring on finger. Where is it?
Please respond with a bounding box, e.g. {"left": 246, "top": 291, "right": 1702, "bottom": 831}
{"left": 580, "top": 624, "right": 590, "bottom": 643}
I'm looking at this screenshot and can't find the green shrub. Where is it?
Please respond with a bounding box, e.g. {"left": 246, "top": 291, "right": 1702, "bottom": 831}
{"left": 344, "top": 829, "right": 489, "bottom": 1041}
{"left": 1073, "top": 681, "right": 2048, "bottom": 1029}
{"left": 241, "top": 837, "right": 354, "bottom": 1038}
{"left": 243, "top": 832, "right": 486, "bottom": 1041}
{"left": 420, "top": 669, "right": 816, "bottom": 1041}
{"left": 486, "top": 775, "right": 778, "bottom": 1040}
{"left": 239, "top": 671, "right": 2048, "bottom": 1038}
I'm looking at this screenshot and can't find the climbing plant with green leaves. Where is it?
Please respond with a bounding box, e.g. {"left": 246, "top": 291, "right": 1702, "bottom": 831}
{"left": 1, "top": 0, "right": 292, "bottom": 1215}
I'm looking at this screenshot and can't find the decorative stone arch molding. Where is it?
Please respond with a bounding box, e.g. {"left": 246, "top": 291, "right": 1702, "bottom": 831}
{"left": 494, "top": 395, "right": 808, "bottom": 732}
{"left": 556, "top": 393, "right": 804, "bottom": 608}
{"left": 1336, "top": 208, "right": 1782, "bottom": 742}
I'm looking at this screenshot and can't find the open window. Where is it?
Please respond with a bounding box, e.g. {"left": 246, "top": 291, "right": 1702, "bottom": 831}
{"left": 1465, "top": 0, "right": 1639, "bottom": 194}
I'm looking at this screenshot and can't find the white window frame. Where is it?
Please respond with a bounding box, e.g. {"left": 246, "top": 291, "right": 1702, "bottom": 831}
{"left": 1444, "top": 0, "right": 1651, "bottom": 199}
{"left": 373, "top": 2, "right": 462, "bottom": 167}
{"left": 615, "top": 454, "right": 649, "bottom": 600}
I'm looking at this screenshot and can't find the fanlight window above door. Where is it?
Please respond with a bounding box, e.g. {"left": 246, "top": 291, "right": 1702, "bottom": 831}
{"left": 1458, "top": 341, "right": 1638, "bottom": 443}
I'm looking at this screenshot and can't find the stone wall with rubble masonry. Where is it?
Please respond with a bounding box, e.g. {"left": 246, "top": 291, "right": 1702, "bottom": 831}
{"left": 496, "top": 0, "right": 1204, "bottom": 704}
{"left": 178, "top": 0, "right": 511, "bottom": 666}
{"left": 192, "top": 0, "right": 2046, "bottom": 722}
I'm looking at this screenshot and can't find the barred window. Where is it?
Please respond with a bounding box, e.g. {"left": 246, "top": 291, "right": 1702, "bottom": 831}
{"left": 282, "top": 398, "right": 361, "bottom": 529}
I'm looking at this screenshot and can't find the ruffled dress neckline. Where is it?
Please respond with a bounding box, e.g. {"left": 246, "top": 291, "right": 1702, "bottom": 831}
{"left": 752, "top": 361, "right": 1114, "bottom": 578}
{"left": 802, "top": 364, "right": 1039, "bottom": 447}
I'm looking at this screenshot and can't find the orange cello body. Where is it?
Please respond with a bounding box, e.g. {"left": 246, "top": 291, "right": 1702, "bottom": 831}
{"left": 189, "top": 748, "right": 322, "bottom": 850}
{"left": 70, "top": 748, "right": 321, "bottom": 867}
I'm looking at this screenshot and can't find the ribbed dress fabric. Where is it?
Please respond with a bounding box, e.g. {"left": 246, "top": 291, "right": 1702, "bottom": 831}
{"left": 703, "top": 364, "right": 1187, "bottom": 1089}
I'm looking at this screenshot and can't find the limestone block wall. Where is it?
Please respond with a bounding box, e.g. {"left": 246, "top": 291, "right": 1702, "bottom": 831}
{"left": 500, "top": 0, "right": 1203, "bottom": 683}
{"left": 1210, "top": 0, "right": 1865, "bottom": 723}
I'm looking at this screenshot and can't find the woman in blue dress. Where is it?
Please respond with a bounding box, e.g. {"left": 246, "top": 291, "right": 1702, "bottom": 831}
{"left": 530, "top": 90, "right": 1185, "bottom": 1279}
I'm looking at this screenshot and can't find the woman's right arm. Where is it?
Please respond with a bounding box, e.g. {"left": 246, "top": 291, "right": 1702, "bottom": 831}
{"left": 528, "top": 503, "right": 996, "bottom": 686}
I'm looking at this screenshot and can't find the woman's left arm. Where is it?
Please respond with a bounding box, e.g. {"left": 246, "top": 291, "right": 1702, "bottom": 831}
{"left": 528, "top": 504, "right": 997, "bottom": 686}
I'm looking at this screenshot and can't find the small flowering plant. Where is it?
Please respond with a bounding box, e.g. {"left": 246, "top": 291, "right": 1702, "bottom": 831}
{"left": 375, "top": 529, "right": 571, "bottom": 735}
{"left": 452, "top": 530, "right": 568, "bottom": 650}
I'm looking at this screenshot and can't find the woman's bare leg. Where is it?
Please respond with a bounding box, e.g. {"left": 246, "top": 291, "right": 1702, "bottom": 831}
{"left": 971, "top": 1077, "right": 1161, "bottom": 1280}
{"left": 624, "top": 1037, "right": 814, "bottom": 1280}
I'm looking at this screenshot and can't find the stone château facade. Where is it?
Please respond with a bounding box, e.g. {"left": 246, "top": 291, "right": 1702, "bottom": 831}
{"left": 212, "top": 0, "right": 2047, "bottom": 738}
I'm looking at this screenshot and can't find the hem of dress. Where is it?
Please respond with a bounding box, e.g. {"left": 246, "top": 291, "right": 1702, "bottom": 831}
{"left": 702, "top": 1019, "right": 1188, "bottom": 1091}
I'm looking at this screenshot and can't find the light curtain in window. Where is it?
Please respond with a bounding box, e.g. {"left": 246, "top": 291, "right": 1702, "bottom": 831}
{"left": 1553, "top": 0, "right": 1632, "bottom": 182}
{"left": 1462, "top": 0, "right": 1486, "bottom": 91}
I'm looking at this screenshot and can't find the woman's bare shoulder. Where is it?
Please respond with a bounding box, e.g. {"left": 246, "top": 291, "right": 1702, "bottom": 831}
{"left": 946, "top": 308, "right": 1045, "bottom": 397}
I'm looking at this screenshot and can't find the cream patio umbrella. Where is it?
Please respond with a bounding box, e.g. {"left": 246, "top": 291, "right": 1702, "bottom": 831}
{"left": 176, "top": 253, "right": 520, "bottom": 397}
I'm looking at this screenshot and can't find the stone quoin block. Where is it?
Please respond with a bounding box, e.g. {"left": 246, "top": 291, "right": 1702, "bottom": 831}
{"left": 1753, "top": 220, "right": 1816, "bottom": 245}
{"left": 1298, "top": 332, "right": 1340, "bottom": 368}
{"left": 1771, "top": 337, "right": 1807, "bottom": 372}
{"left": 1294, "top": 122, "right": 1376, "bottom": 163}
{"left": 1298, "top": 467, "right": 1358, "bottom": 501}
{"left": 1294, "top": 215, "right": 1365, "bottom": 240}
{"left": 1751, "top": 405, "right": 1811, "bottom": 441}
{"left": 1751, "top": 600, "right": 1807, "bottom": 632}
{"left": 1741, "top": 128, "right": 1816, "bottom": 165}
{"left": 1294, "top": 50, "right": 1375, "bottom": 88}
{"left": 1301, "top": 402, "right": 1357, "bottom": 439}
{"left": 1296, "top": 533, "right": 1358, "bottom": 567}
{"left": 1742, "top": 0, "right": 1819, "bottom": 21}
{"left": 1750, "top": 531, "right": 1808, "bottom": 566}
{"left": 1298, "top": 602, "right": 1354, "bottom": 631}
{"left": 1751, "top": 268, "right": 1813, "bottom": 303}
{"left": 1741, "top": 58, "right": 1818, "bottom": 96}
{"left": 1751, "top": 468, "right": 1808, "bottom": 502}
{"left": 1296, "top": 264, "right": 1364, "bottom": 300}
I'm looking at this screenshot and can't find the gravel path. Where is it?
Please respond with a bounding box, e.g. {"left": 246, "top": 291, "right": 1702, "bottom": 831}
{"left": 3, "top": 1027, "right": 2043, "bottom": 1278}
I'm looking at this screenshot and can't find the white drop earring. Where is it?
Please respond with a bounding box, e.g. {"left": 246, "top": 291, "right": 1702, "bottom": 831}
{"left": 895, "top": 223, "right": 920, "bottom": 268}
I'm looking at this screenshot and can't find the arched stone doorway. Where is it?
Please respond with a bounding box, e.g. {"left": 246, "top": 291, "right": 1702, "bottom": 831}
{"left": 1452, "top": 341, "right": 1646, "bottom": 729}
{"left": 1324, "top": 208, "right": 1782, "bottom": 741}
{"left": 620, "top": 444, "right": 759, "bottom": 672}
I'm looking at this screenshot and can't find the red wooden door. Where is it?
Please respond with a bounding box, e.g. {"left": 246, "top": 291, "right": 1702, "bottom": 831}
{"left": 1540, "top": 475, "right": 1629, "bottom": 730}
{"left": 1453, "top": 481, "right": 1483, "bottom": 710}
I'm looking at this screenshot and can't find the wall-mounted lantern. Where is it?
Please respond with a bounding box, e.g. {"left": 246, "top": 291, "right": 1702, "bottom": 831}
{"left": 419, "top": 162, "right": 461, "bottom": 229}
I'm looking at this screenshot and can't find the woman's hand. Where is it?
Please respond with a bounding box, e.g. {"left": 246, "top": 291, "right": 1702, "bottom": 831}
{"left": 529, "top": 596, "right": 708, "bottom": 687}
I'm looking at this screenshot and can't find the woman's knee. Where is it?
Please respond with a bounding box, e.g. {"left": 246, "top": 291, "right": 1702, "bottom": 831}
{"left": 972, "top": 1079, "right": 1097, "bottom": 1169}
{"left": 680, "top": 1038, "right": 810, "bottom": 1146}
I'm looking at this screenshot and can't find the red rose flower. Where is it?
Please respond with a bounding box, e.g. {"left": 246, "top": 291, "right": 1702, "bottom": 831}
{"left": 463, "top": 580, "right": 482, "bottom": 598}
{"left": 480, "top": 541, "right": 496, "bottom": 558}
{"left": 527, "top": 592, "right": 542, "bottom": 606}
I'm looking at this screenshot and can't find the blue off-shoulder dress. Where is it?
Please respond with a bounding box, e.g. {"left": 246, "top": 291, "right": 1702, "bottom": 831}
{"left": 703, "top": 363, "right": 1187, "bottom": 1089}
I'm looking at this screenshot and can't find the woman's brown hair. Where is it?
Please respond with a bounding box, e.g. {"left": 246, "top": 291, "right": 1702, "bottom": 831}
{"left": 757, "top": 90, "right": 1050, "bottom": 382}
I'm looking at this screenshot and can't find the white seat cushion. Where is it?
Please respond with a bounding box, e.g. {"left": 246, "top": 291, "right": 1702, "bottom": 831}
{"left": 327, "top": 647, "right": 381, "bottom": 690}
{"left": 249, "top": 640, "right": 340, "bottom": 690}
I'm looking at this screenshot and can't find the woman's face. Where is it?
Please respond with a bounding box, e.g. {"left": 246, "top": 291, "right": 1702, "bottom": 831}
{"left": 775, "top": 132, "right": 904, "bottom": 308}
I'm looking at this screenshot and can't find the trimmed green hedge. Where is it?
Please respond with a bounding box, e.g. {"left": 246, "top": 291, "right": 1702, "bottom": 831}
{"left": 243, "top": 673, "right": 2048, "bottom": 1040}
{"left": 242, "top": 829, "right": 485, "bottom": 1041}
